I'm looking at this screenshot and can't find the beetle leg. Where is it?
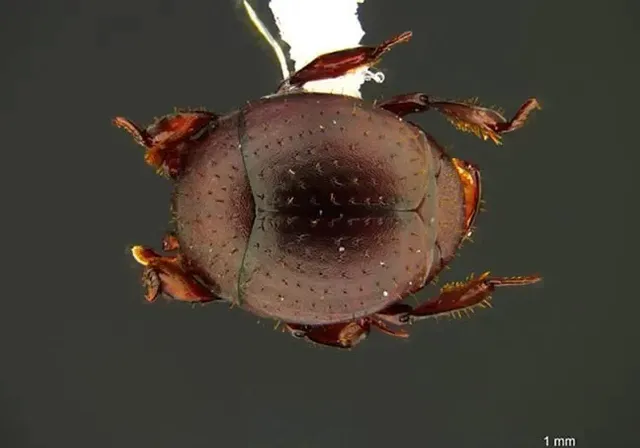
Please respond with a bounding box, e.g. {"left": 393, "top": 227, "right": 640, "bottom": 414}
{"left": 130, "top": 245, "right": 217, "bottom": 304}
{"left": 450, "top": 157, "right": 482, "bottom": 234}
{"left": 284, "top": 321, "right": 371, "bottom": 349}
{"left": 374, "top": 303, "right": 414, "bottom": 326}
{"left": 162, "top": 232, "right": 180, "bottom": 252}
{"left": 406, "top": 272, "right": 541, "bottom": 322}
{"left": 113, "top": 111, "right": 218, "bottom": 178}
{"left": 377, "top": 93, "right": 540, "bottom": 145}
{"left": 376, "top": 92, "right": 431, "bottom": 117}
{"left": 369, "top": 315, "right": 410, "bottom": 339}
{"left": 279, "top": 31, "right": 412, "bottom": 91}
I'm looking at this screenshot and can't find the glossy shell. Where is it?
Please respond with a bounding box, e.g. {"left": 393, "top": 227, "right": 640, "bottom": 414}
{"left": 172, "top": 92, "right": 466, "bottom": 325}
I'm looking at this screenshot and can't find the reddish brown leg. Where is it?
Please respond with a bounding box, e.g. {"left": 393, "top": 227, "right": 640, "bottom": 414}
{"left": 162, "top": 232, "right": 180, "bottom": 252}
{"left": 278, "top": 31, "right": 412, "bottom": 91}
{"left": 374, "top": 303, "right": 414, "bottom": 326}
{"left": 403, "top": 272, "right": 542, "bottom": 322}
{"left": 377, "top": 93, "right": 540, "bottom": 145}
{"left": 285, "top": 322, "right": 370, "bottom": 349}
{"left": 450, "top": 157, "right": 482, "bottom": 233}
{"left": 113, "top": 110, "right": 217, "bottom": 178}
{"left": 284, "top": 315, "right": 408, "bottom": 349}
{"left": 285, "top": 273, "right": 540, "bottom": 347}
{"left": 131, "top": 244, "right": 216, "bottom": 304}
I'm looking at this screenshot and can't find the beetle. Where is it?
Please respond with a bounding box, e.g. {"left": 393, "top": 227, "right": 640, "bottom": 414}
{"left": 115, "top": 31, "right": 541, "bottom": 349}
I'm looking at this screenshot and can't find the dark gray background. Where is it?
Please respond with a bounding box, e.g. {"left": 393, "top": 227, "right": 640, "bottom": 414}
{"left": 1, "top": 0, "right": 638, "bottom": 447}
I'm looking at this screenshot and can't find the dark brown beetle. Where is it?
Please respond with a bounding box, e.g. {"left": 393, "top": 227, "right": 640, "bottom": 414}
{"left": 115, "top": 31, "right": 541, "bottom": 349}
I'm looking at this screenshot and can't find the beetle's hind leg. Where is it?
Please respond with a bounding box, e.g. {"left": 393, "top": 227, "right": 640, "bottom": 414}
{"left": 376, "top": 93, "right": 540, "bottom": 145}
{"left": 278, "top": 31, "right": 412, "bottom": 92}
{"left": 377, "top": 272, "right": 541, "bottom": 324}
{"left": 291, "top": 272, "right": 540, "bottom": 346}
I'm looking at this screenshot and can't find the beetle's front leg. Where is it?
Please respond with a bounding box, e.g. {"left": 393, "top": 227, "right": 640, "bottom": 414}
{"left": 113, "top": 110, "right": 217, "bottom": 178}
{"left": 381, "top": 272, "right": 541, "bottom": 323}
{"left": 377, "top": 93, "right": 540, "bottom": 145}
{"left": 278, "top": 31, "right": 412, "bottom": 91}
{"left": 131, "top": 245, "right": 217, "bottom": 304}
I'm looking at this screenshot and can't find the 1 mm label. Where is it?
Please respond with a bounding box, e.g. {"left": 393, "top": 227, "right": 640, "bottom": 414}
{"left": 544, "top": 436, "right": 576, "bottom": 446}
